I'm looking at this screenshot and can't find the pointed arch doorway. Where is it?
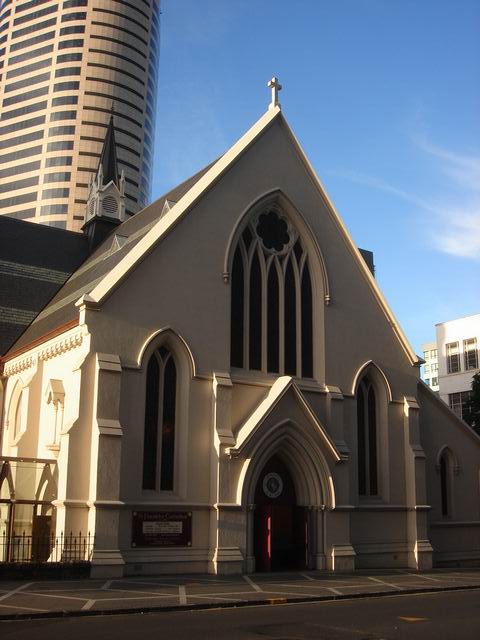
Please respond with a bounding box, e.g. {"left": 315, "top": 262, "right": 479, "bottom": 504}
{"left": 253, "top": 455, "right": 308, "bottom": 572}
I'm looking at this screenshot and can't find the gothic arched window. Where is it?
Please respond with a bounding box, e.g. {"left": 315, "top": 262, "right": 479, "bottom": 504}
{"left": 357, "top": 378, "right": 378, "bottom": 496}
{"left": 142, "top": 347, "right": 177, "bottom": 491}
{"left": 230, "top": 207, "right": 313, "bottom": 378}
{"left": 438, "top": 448, "right": 456, "bottom": 517}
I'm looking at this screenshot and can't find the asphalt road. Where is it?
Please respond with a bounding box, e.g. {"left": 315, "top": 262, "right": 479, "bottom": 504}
{"left": 1, "top": 589, "right": 479, "bottom": 639}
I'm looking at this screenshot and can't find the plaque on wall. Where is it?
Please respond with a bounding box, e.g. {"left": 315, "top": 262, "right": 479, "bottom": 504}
{"left": 131, "top": 511, "right": 192, "bottom": 547}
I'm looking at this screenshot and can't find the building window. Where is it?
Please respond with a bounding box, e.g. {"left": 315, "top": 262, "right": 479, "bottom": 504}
{"left": 431, "top": 362, "right": 438, "bottom": 373}
{"left": 425, "top": 378, "right": 430, "bottom": 386}
{"left": 424, "top": 364, "right": 430, "bottom": 374}
{"left": 432, "top": 377, "right": 438, "bottom": 387}
{"left": 431, "top": 349, "right": 437, "bottom": 359}
{"left": 464, "top": 338, "right": 478, "bottom": 371}
{"left": 446, "top": 342, "right": 460, "bottom": 374}
{"left": 142, "top": 348, "right": 177, "bottom": 491}
{"left": 438, "top": 448, "right": 457, "bottom": 518}
{"left": 440, "top": 453, "right": 449, "bottom": 516}
{"left": 449, "top": 391, "right": 473, "bottom": 421}
{"left": 230, "top": 207, "right": 313, "bottom": 378}
{"left": 13, "top": 391, "right": 23, "bottom": 439}
{"left": 357, "top": 378, "right": 378, "bottom": 496}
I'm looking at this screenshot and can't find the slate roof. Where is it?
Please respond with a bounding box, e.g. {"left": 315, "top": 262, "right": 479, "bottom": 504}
{"left": 0, "top": 217, "right": 90, "bottom": 355}
{"left": 3, "top": 161, "right": 216, "bottom": 358}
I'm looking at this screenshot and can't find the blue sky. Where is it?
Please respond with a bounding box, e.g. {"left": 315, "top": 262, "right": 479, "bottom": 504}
{"left": 152, "top": 0, "right": 480, "bottom": 354}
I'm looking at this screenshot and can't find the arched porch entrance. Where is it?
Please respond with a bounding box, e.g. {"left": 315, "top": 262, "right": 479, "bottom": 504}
{"left": 234, "top": 415, "right": 339, "bottom": 573}
{"left": 254, "top": 454, "right": 308, "bottom": 571}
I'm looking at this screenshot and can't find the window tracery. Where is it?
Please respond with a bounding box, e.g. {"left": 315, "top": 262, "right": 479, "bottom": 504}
{"left": 230, "top": 206, "right": 313, "bottom": 378}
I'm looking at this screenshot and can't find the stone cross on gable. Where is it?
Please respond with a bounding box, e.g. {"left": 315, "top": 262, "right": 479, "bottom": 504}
{"left": 267, "top": 76, "right": 282, "bottom": 110}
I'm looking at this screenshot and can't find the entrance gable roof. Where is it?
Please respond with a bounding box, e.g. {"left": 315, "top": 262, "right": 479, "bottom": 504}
{"left": 227, "top": 376, "right": 342, "bottom": 462}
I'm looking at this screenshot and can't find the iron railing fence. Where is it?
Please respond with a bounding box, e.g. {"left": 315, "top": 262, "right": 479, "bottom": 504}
{"left": 0, "top": 531, "right": 94, "bottom": 563}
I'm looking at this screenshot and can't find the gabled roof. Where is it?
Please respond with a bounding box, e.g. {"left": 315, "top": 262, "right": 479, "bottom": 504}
{"left": 3, "top": 161, "right": 216, "bottom": 358}
{"left": 3, "top": 106, "right": 419, "bottom": 365}
{"left": 227, "top": 376, "right": 342, "bottom": 461}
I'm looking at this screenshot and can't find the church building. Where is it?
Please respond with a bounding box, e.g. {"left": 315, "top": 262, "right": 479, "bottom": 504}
{"left": 1, "top": 82, "right": 479, "bottom": 577}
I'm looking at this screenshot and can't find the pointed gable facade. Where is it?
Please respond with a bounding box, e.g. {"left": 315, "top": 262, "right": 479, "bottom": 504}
{"left": 1, "top": 106, "right": 480, "bottom": 577}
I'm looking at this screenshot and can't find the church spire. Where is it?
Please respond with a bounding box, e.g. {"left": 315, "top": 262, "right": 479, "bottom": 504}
{"left": 98, "top": 109, "right": 119, "bottom": 187}
{"left": 82, "top": 107, "right": 125, "bottom": 251}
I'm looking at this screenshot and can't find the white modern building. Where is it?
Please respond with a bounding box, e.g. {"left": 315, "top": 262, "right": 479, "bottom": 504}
{"left": 423, "top": 314, "right": 480, "bottom": 422}
{"left": 421, "top": 342, "right": 439, "bottom": 392}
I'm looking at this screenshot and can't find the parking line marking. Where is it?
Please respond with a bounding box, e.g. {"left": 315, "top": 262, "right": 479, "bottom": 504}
{"left": 0, "top": 582, "right": 34, "bottom": 602}
{"left": 102, "top": 580, "right": 113, "bottom": 590}
{"left": 368, "top": 576, "right": 402, "bottom": 590}
{"left": 179, "top": 585, "right": 187, "bottom": 605}
{"left": 300, "top": 572, "right": 316, "bottom": 581}
{"left": 404, "top": 573, "right": 439, "bottom": 582}
{"left": 327, "top": 587, "right": 343, "bottom": 595}
{"left": 82, "top": 600, "right": 95, "bottom": 611}
{"left": 23, "top": 591, "right": 89, "bottom": 602}
{"left": 0, "top": 602, "right": 47, "bottom": 612}
{"left": 243, "top": 575, "right": 263, "bottom": 592}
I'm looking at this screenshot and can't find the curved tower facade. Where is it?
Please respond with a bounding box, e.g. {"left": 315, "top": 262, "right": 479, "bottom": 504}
{"left": 0, "top": 0, "right": 160, "bottom": 231}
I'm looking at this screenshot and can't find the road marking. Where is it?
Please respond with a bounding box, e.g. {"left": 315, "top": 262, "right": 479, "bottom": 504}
{"left": 100, "top": 587, "right": 177, "bottom": 597}
{"left": 300, "top": 572, "right": 316, "bottom": 581}
{"left": 0, "top": 582, "right": 34, "bottom": 602}
{"left": 102, "top": 580, "right": 113, "bottom": 590}
{"left": 327, "top": 587, "right": 343, "bottom": 595}
{"left": 22, "top": 591, "right": 89, "bottom": 602}
{"left": 179, "top": 585, "right": 187, "bottom": 605}
{"left": 0, "top": 602, "right": 47, "bottom": 612}
{"left": 398, "top": 616, "right": 429, "bottom": 622}
{"left": 368, "top": 576, "right": 402, "bottom": 590}
{"left": 114, "top": 579, "right": 188, "bottom": 589}
{"left": 86, "top": 594, "right": 177, "bottom": 603}
{"left": 405, "top": 573, "right": 439, "bottom": 582}
{"left": 243, "top": 575, "right": 263, "bottom": 592}
{"left": 82, "top": 600, "right": 96, "bottom": 611}
{"left": 190, "top": 594, "right": 245, "bottom": 602}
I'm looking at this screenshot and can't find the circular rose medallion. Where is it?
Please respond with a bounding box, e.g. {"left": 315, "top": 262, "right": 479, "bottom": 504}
{"left": 262, "top": 472, "right": 283, "bottom": 499}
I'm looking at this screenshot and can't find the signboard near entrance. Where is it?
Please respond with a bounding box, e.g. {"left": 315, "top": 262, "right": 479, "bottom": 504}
{"left": 131, "top": 511, "right": 192, "bottom": 547}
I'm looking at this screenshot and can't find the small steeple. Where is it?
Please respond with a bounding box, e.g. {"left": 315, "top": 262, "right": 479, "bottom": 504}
{"left": 99, "top": 108, "right": 119, "bottom": 186}
{"left": 82, "top": 106, "right": 125, "bottom": 251}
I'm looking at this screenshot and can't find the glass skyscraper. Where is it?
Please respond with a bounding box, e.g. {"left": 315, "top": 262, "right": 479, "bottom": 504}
{"left": 0, "top": 0, "right": 160, "bottom": 231}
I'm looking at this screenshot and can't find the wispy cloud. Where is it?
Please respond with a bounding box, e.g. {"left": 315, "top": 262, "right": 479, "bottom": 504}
{"left": 324, "top": 169, "right": 434, "bottom": 212}
{"left": 414, "top": 138, "right": 480, "bottom": 192}
{"left": 328, "top": 142, "right": 480, "bottom": 261}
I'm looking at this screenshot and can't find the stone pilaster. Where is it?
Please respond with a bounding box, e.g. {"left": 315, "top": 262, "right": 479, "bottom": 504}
{"left": 88, "top": 353, "right": 125, "bottom": 578}
{"left": 208, "top": 372, "right": 244, "bottom": 574}
{"left": 404, "top": 396, "right": 433, "bottom": 569}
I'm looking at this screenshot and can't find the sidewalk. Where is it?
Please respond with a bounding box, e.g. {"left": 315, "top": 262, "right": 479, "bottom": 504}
{"left": 0, "top": 568, "right": 480, "bottom": 620}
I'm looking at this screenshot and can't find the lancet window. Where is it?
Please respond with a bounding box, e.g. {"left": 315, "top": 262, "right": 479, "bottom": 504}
{"left": 230, "top": 207, "right": 313, "bottom": 378}
{"left": 357, "top": 378, "right": 378, "bottom": 496}
{"left": 438, "top": 448, "right": 456, "bottom": 517}
{"left": 142, "top": 347, "right": 177, "bottom": 491}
